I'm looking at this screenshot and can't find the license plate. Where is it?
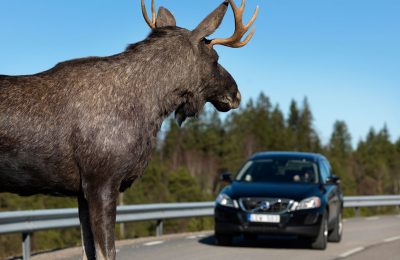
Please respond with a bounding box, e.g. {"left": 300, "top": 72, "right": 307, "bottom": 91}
{"left": 248, "top": 213, "right": 280, "bottom": 223}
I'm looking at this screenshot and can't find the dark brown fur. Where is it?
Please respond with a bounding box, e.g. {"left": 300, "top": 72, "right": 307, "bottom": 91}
{"left": 0, "top": 2, "right": 242, "bottom": 259}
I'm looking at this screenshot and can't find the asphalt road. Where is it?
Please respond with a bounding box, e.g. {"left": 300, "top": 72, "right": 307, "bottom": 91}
{"left": 32, "top": 214, "right": 400, "bottom": 260}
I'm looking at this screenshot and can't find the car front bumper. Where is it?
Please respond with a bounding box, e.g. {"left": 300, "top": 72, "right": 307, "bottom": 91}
{"left": 214, "top": 205, "right": 324, "bottom": 238}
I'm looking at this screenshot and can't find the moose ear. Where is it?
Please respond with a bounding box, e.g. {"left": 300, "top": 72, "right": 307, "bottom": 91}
{"left": 190, "top": 1, "right": 229, "bottom": 43}
{"left": 156, "top": 7, "right": 176, "bottom": 27}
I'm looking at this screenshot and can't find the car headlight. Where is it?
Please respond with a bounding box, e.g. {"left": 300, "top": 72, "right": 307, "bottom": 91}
{"left": 216, "top": 193, "right": 239, "bottom": 208}
{"left": 295, "top": 196, "right": 321, "bottom": 210}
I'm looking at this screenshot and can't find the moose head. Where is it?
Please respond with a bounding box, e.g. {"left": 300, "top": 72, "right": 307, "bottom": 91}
{"left": 140, "top": 0, "right": 258, "bottom": 125}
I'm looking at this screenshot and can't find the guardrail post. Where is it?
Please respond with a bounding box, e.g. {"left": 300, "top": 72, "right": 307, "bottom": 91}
{"left": 354, "top": 207, "right": 360, "bottom": 217}
{"left": 22, "top": 232, "right": 31, "bottom": 260}
{"left": 119, "top": 193, "right": 125, "bottom": 239}
{"left": 156, "top": 219, "right": 163, "bottom": 236}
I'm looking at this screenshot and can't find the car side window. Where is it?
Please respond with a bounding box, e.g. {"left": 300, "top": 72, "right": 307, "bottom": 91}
{"left": 325, "top": 160, "right": 333, "bottom": 176}
{"left": 319, "top": 160, "right": 330, "bottom": 183}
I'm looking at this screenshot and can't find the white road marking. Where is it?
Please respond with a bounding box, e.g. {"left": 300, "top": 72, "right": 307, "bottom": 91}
{"left": 383, "top": 235, "right": 400, "bottom": 242}
{"left": 339, "top": 247, "right": 365, "bottom": 258}
{"left": 186, "top": 234, "right": 207, "bottom": 239}
{"left": 366, "top": 216, "right": 379, "bottom": 221}
{"left": 143, "top": 240, "right": 164, "bottom": 246}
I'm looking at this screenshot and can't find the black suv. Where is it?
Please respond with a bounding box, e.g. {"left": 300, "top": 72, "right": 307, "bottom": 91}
{"left": 214, "top": 151, "right": 343, "bottom": 249}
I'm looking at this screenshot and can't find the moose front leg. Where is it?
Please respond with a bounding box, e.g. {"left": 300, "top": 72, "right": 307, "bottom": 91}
{"left": 83, "top": 183, "right": 119, "bottom": 260}
{"left": 78, "top": 193, "right": 96, "bottom": 260}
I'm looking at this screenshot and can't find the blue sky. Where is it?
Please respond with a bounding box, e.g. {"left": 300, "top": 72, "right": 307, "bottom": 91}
{"left": 1, "top": 0, "right": 399, "bottom": 147}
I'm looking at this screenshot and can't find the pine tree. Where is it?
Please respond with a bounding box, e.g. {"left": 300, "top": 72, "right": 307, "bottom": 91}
{"left": 288, "top": 99, "right": 299, "bottom": 131}
{"left": 329, "top": 120, "right": 352, "bottom": 159}
{"left": 297, "top": 98, "right": 320, "bottom": 152}
{"left": 328, "top": 120, "right": 355, "bottom": 195}
{"left": 270, "top": 104, "right": 287, "bottom": 150}
{"left": 287, "top": 99, "right": 300, "bottom": 149}
{"left": 254, "top": 92, "right": 272, "bottom": 149}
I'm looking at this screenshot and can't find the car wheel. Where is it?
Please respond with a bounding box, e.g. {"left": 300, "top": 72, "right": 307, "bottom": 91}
{"left": 215, "top": 233, "right": 233, "bottom": 246}
{"left": 328, "top": 211, "right": 343, "bottom": 242}
{"left": 311, "top": 212, "right": 328, "bottom": 250}
{"left": 244, "top": 234, "right": 257, "bottom": 241}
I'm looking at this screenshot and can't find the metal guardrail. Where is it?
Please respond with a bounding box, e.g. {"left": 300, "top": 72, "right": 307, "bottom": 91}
{"left": 0, "top": 195, "right": 399, "bottom": 259}
{"left": 0, "top": 202, "right": 214, "bottom": 260}
{"left": 344, "top": 195, "right": 400, "bottom": 207}
{"left": 0, "top": 202, "right": 214, "bottom": 235}
{"left": 344, "top": 195, "right": 400, "bottom": 217}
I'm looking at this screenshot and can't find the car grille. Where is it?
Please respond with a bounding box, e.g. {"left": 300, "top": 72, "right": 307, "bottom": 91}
{"left": 239, "top": 197, "right": 293, "bottom": 213}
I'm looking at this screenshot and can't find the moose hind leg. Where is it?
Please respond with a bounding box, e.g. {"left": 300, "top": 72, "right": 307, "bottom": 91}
{"left": 78, "top": 193, "right": 96, "bottom": 260}
{"left": 85, "top": 184, "right": 119, "bottom": 260}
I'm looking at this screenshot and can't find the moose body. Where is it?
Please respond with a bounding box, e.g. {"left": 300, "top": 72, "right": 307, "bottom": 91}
{"left": 0, "top": 29, "right": 207, "bottom": 196}
{"left": 0, "top": 1, "right": 258, "bottom": 259}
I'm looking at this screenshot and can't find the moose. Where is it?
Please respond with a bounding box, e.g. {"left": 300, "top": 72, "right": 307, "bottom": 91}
{"left": 0, "top": 0, "right": 258, "bottom": 259}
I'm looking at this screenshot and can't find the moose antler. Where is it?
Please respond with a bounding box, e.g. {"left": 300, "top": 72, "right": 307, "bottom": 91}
{"left": 209, "top": 0, "right": 259, "bottom": 48}
{"left": 141, "top": 0, "right": 156, "bottom": 29}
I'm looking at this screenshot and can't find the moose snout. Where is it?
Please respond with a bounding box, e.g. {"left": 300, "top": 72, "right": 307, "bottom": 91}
{"left": 228, "top": 91, "right": 241, "bottom": 109}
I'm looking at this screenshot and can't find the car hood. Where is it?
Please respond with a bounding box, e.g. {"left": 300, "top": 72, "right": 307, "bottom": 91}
{"left": 224, "top": 181, "right": 322, "bottom": 201}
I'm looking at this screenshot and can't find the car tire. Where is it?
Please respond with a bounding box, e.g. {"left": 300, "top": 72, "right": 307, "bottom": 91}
{"left": 328, "top": 211, "right": 343, "bottom": 242}
{"left": 310, "top": 212, "right": 328, "bottom": 250}
{"left": 244, "top": 234, "right": 257, "bottom": 241}
{"left": 215, "top": 233, "right": 233, "bottom": 246}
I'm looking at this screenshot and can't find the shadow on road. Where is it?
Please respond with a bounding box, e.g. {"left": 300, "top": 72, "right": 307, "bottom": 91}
{"left": 198, "top": 234, "right": 312, "bottom": 250}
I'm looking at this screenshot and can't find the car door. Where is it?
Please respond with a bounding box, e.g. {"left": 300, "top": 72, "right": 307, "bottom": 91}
{"left": 325, "top": 159, "right": 342, "bottom": 219}
{"left": 320, "top": 159, "right": 339, "bottom": 225}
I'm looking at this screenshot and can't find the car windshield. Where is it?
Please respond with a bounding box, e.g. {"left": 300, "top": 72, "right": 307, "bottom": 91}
{"left": 235, "top": 157, "right": 319, "bottom": 184}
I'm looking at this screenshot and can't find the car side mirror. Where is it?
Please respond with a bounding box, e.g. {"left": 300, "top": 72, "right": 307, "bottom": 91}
{"left": 327, "top": 175, "right": 340, "bottom": 184}
{"left": 220, "top": 172, "right": 232, "bottom": 183}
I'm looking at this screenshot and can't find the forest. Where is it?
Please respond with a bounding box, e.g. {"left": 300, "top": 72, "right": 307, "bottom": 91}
{"left": 1, "top": 92, "right": 399, "bottom": 258}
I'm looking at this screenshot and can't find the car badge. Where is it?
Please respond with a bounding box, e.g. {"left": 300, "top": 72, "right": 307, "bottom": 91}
{"left": 260, "top": 201, "right": 270, "bottom": 211}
